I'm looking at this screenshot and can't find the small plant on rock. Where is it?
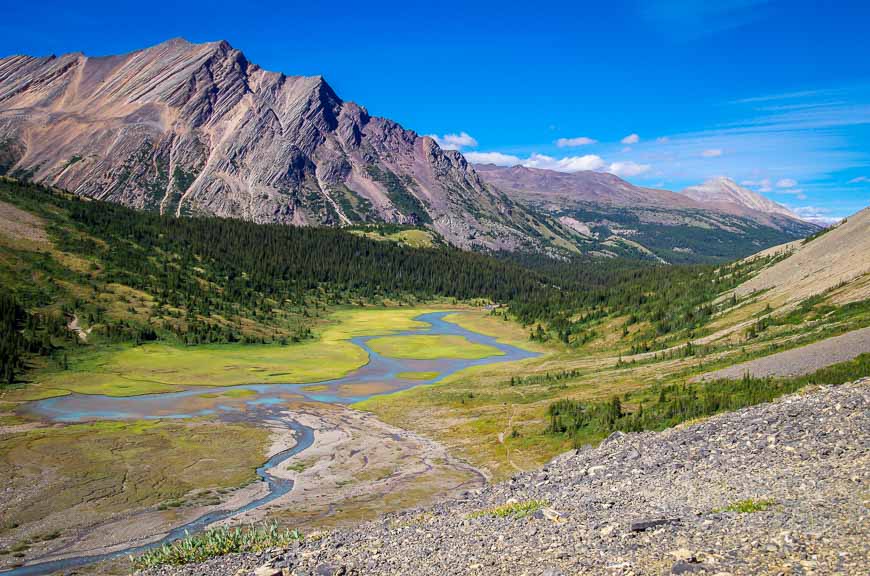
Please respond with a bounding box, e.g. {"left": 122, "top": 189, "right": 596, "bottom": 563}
{"left": 715, "top": 498, "right": 776, "bottom": 513}
{"left": 467, "top": 499, "right": 548, "bottom": 520}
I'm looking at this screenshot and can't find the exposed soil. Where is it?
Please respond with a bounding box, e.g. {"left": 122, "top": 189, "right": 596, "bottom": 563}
{"left": 0, "top": 199, "right": 48, "bottom": 244}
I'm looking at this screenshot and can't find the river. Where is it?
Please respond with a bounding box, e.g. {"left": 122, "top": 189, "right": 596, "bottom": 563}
{"left": 3, "top": 312, "right": 538, "bottom": 575}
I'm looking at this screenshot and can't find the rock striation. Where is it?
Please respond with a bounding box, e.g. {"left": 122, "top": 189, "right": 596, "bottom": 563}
{"left": 0, "top": 39, "right": 560, "bottom": 251}
{"left": 143, "top": 379, "right": 869, "bottom": 576}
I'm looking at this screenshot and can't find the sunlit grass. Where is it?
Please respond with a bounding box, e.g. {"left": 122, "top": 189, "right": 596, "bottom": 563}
{"left": 467, "top": 499, "right": 548, "bottom": 519}
{"left": 715, "top": 498, "right": 777, "bottom": 513}
{"left": 367, "top": 335, "right": 503, "bottom": 360}
{"left": 131, "top": 524, "right": 302, "bottom": 569}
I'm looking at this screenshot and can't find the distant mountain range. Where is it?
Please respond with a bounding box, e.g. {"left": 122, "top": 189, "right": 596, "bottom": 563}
{"left": 0, "top": 38, "right": 819, "bottom": 262}
{"left": 475, "top": 165, "right": 818, "bottom": 263}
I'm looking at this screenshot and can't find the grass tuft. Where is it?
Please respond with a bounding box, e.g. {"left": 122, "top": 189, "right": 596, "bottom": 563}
{"left": 131, "top": 523, "right": 302, "bottom": 570}
{"left": 467, "top": 499, "right": 548, "bottom": 519}
{"left": 715, "top": 498, "right": 776, "bottom": 513}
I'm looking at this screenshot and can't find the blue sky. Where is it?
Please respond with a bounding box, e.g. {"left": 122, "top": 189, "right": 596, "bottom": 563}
{"left": 2, "top": 0, "right": 868, "bottom": 222}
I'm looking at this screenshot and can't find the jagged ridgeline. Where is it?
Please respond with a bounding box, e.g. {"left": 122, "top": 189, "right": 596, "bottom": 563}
{"left": 0, "top": 38, "right": 576, "bottom": 253}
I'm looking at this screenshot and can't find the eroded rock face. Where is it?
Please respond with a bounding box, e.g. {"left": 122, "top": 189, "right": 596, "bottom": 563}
{"left": 0, "top": 38, "right": 548, "bottom": 251}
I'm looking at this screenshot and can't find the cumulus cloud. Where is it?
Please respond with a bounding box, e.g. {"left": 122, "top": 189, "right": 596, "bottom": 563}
{"left": 556, "top": 136, "right": 597, "bottom": 147}
{"left": 790, "top": 206, "right": 843, "bottom": 225}
{"left": 464, "top": 150, "right": 652, "bottom": 178}
{"left": 847, "top": 176, "right": 869, "bottom": 184}
{"left": 701, "top": 148, "right": 723, "bottom": 157}
{"left": 463, "top": 151, "right": 521, "bottom": 166}
{"left": 607, "top": 161, "right": 652, "bottom": 177}
{"left": 522, "top": 153, "right": 606, "bottom": 172}
{"left": 621, "top": 133, "right": 640, "bottom": 144}
{"left": 778, "top": 188, "right": 807, "bottom": 199}
{"left": 427, "top": 131, "right": 478, "bottom": 150}
{"left": 741, "top": 178, "right": 773, "bottom": 192}
{"left": 776, "top": 178, "right": 798, "bottom": 188}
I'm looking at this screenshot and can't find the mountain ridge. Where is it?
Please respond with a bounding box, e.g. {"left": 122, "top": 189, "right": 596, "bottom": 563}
{"left": 0, "top": 38, "right": 572, "bottom": 252}
{"left": 475, "top": 163, "right": 820, "bottom": 263}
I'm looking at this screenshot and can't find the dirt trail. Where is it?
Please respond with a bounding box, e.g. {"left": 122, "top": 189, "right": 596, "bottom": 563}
{"left": 693, "top": 325, "right": 870, "bottom": 381}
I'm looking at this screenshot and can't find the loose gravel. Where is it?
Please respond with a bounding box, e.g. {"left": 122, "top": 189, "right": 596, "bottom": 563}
{"left": 695, "top": 326, "right": 870, "bottom": 381}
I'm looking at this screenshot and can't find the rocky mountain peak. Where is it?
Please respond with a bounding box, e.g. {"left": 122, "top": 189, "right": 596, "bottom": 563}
{"left": 0, "top": 38, "right": 563, "bottom": 252}
{"left": 681, "top": 177, "right": 799, "bottom": 219}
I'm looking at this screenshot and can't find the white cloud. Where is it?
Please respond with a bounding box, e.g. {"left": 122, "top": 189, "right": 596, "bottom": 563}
{"left": 522, "top": 153, "right": 606, "bottom": 172}
{"left": 656, "top": 136, "right": 670, "bottom": 143}
{"left": 463, "top": 151, "right": 521, "bottom": 166}
{"left": 701, "top": 148, "right": 723, "bottom": 157}
{"left": 847, "top": 176, "right": 869, "bottom": 184}
{"left": 427, "top": 131, "right": 478, "bottom": 151}
{"left": 555, "top": 136, "right": 597, "bottom": 148}
{"left": 790, "top": 205, "right": 843, "bottom": 225}
{"left": 777, "top": 188, "right": 807, "bottom": 199}
{"left": 464, "top": 150, "right": 653, "bottom": 178}
{"left": 607, "top": 161, "right": 652, "bottom": 177}
{"left": 741, "top": 178, "right": 773, "bottom": 192}
{"left": 776, "top": 178, "right": 798, "bottom": 188}
{"left": 621, "top": 133, "right": 640, "bottom": 144}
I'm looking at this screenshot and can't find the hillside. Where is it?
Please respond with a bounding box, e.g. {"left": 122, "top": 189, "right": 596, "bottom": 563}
{"left": 142, "top": 380, "right": 869, "bottom": 576}
{"left": 475, "top": 164, "right": 818, "bottom": 263}
{"left": 0, "top": 39, "right": 574, "bottom": 252}
{"left": 736, "top": 206, "right": 870, "bottom": 304}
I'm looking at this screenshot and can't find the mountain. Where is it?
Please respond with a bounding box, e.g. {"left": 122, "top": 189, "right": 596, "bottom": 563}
{"left": 0, "top": 39, "right": 570, "bottom": 252}
{"left": 475, "top": 164, "right": 820, "bottom": 263}
{"left": 681, "top": 177, "right": 799, "bottom": 219}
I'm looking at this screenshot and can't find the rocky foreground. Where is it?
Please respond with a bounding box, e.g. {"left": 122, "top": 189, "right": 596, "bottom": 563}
{"left": 145, "top": 380, "right": 869, "bottom": 576}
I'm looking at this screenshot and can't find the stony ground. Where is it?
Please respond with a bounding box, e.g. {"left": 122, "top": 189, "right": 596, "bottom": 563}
{"left": 144, "top": 380, "right": 869, "bottom": 576}
{"left": 695, "top": 326, "right": 870, "bottom": 381}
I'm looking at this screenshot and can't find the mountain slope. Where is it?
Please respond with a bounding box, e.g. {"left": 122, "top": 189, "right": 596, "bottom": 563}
{"left": 682, "top": 176, "right": 799, "bottom": 219}
{"left": 0, "top": 39, "right": 570, "bottom": 252}
{"left": 737, "top": 206, "right": 870, "bottom": 303}
{"left": 475, "top": 164, "right": 819, "bottom": 263}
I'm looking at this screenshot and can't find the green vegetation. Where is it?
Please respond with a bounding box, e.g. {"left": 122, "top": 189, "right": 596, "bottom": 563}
{"left": 397, "top": 371, "right": 439, "bottom": 380}
{"left": 172, "top": 166, "right": 197, "bottom": 193}
{"left": 131, "top": 524, "right": 302, "bottom": 569}
{"left": 367, "top": 335, "right": 504, "bottom": 360}
{"left": 349, "top": 223, "right": 439, "bottom": 248}
{"left": 715, "top": 498, "right": 776, "bottom": 514}
{"left": 24, "top": 339, "right": 368, "bottom": 398}
{"left": 467, "top": 499, "right": 548, "bottom": 519}
{"left": 365, "top": 166, "right": 431, "bottom": 224}
{"left": 547, "top": 353, "right": 870, "bottom": 447}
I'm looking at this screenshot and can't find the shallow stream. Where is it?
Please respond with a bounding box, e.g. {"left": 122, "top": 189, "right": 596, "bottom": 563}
{"left": 4, "top": 312, "right": 538, "bottom": 576}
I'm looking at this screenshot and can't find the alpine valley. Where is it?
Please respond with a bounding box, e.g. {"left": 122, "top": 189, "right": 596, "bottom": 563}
{"left": 0, "top": 31, "right": 867, "bottom": 576}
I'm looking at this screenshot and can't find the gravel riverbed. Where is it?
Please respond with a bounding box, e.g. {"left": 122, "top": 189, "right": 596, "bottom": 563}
{"left": 144, "top": 379, "right": 869, "bottom": 576}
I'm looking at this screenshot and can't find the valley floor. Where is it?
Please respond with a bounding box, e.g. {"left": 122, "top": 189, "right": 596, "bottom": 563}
{"left": 141, "top": 379, "right": 870, "bottom": 576}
